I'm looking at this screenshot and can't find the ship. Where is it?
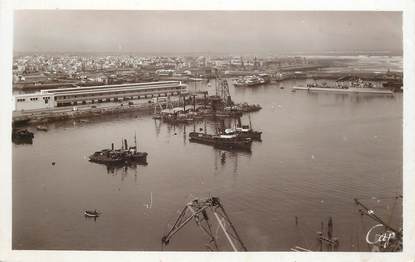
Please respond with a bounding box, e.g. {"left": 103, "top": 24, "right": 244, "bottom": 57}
{"left": 293, "top": 86, "right": 394, "bottom": 95}
{"left": 89, "top": 137, "right": 148, "bottom": 166}
{"left": 189, "top": 131, "right": 252, "bottom": 151}
{"left": 234, "top": 126, "right": 262, "bottom": 141}
{"left": 233, "top": 74, "right": 270, "bottom": 87}
{"left": 293, "top": 81, "right": 394, "bottom": 95}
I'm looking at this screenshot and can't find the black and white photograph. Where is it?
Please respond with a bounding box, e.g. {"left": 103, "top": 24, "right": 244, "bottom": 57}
{"left": 0, "top": 1, "right": 414, "bottom": 261}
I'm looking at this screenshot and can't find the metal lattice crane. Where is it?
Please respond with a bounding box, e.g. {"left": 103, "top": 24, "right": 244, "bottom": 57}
{"left": 161, "top": 197, "right": 247, "bottom": 251}
{"left": 354, "top": 196, "right": 403, "bottom": 252}
{"left": 212, "top": 68, "right": 233, "bottom": 107}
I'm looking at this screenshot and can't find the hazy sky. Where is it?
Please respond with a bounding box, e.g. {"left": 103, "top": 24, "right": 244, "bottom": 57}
{"left": 14, "top": 10, "right": 402, "bottom": 54}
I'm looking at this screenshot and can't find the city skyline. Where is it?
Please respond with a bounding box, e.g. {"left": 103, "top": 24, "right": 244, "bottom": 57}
{"left": 14, "top": 10, "right": 402, "bottom": 55}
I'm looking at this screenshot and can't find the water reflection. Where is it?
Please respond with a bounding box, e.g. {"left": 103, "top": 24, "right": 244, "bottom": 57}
{"left": 213, "top": 149, "right": 251, "bottom": 175}
{"left": 12, "top": 77, "right": 402, "bottom": 251}
{"left": 154, "top": 119, "right": 161, "bottom": 137}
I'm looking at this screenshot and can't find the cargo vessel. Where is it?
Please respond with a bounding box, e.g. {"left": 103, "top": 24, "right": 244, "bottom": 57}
{"left": 189, "top": 132, "right": 252, "bottom": 151}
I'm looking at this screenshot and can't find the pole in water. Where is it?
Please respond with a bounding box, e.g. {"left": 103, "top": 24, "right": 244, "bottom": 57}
{"left": 320, "top": 221, "right": 324, "bottom": 251}
{"left": 328, "top": 216, "right": 333, "bottom": 240}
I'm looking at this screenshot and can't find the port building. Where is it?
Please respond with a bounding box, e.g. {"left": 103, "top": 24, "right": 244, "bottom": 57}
{"left": 14, "top": 81, "right": 188, "bottom": 111}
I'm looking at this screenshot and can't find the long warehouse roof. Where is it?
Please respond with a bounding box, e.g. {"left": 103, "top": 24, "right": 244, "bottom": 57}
{"left": 42, "top": 81, "right": 182, "bottom": 94}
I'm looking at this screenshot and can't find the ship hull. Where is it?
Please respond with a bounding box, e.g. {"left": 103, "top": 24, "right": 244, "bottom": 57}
{"left": 292, "top": 86, "right": 394, "bottom": 95}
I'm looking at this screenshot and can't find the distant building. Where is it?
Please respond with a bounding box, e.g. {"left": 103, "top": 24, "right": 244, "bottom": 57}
{"left": 156, "top": 69, "right": 175, "bottom": 76}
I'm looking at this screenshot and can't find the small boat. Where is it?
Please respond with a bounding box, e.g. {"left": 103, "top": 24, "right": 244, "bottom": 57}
{"left": 12, "top": 128, "right": 34, "bottom": 144}
{"left": 84, "top": 210, "right": 100, "bottom": 217}
{"left": 36, "top": 125, "right": 48, "bottom": 131}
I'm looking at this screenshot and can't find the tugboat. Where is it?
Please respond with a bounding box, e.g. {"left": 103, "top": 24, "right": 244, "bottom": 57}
{"left": 189, "top": 131, "right": 252, "bottom": 151}
{"left": 89, "top": 136, "right": 148, "bottom": 166}
{"left": 12, "top": 129, "right": 34, "bottom": 144}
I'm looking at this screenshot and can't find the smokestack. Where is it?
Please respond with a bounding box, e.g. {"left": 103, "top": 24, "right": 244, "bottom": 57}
{"left": 124, "top": 139, "right": 128, "bottom": 150}
{"left": 111, "top": 143, "right": 114, "bottom": 151}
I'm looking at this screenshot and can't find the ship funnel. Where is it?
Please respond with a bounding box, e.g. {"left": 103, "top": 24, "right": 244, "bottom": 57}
{"left": 124, "top": 139, "right": 128, "bottom": 149}
{"left": 111, "top": 143, "right": 114, "bottom": 150}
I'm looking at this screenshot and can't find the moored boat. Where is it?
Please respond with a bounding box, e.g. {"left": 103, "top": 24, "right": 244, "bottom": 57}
{"left": 233, "top": 74, "right": 269, "bottom": 87}
{"left": 189, "top": 131, "right": 252, "bottom": 151}
{"left": 89, "top": 137, "right": 148, "bottom": 166}
{"left": 12, "top": 128, "right": 34, "bottom": 144}
{"left": 234, "top": 126, "right": 262, "bottom": 141}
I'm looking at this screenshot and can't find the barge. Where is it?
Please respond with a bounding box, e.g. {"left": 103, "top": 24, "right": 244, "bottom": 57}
{"left": 189, "top": 131, "right": 252, "bottom": 151}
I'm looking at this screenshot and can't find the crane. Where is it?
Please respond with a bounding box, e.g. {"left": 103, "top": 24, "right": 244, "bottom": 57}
{"left": 161, "top": 196, "right": 247, "bottom": 251}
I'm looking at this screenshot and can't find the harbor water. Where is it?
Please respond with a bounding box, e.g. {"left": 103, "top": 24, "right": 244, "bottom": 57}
{"left": 13, "top": 79, "right": 402, "bottom": 251}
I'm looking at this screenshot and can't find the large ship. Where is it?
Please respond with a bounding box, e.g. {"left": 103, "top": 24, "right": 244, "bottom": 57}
{"left": 293, "top": 79, "right": 394, "bottom": 95}
{"left": 292, "top": 85, "right": 394, "bottom": 95}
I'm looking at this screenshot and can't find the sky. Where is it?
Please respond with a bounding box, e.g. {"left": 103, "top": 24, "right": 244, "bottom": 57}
{"left": 13, "top": 10, "right": 402, "bottom": 55}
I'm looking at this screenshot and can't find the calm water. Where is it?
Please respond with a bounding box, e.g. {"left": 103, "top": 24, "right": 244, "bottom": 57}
{"left": 13, "top": 79, "right": 402, "bottom": 251}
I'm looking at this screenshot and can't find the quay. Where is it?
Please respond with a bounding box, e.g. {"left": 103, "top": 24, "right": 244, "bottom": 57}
{"left": 12, "top": 79, "right": 262, "bottom": 126}
{"left": 13, "top": 102, "right": 158, "bottom": 125}
{"left": 13, "top": 81, "right": 187, "bottom": 124}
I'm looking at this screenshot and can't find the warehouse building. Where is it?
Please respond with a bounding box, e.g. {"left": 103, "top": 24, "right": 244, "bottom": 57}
{"left": 14, "top": 81, "right": 187, "bottom": 111}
